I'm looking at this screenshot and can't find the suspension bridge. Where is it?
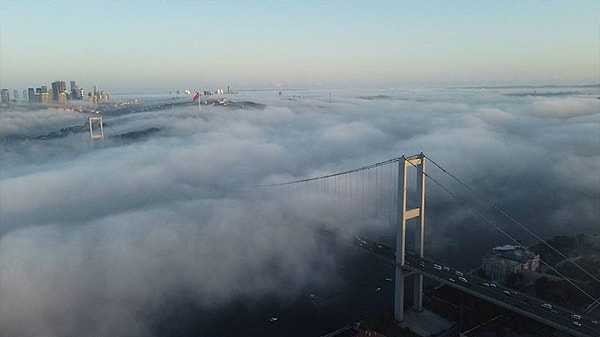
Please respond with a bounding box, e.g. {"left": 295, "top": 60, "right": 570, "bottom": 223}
{"left": 251, "top": 153, "right": 599, "bottom": 337}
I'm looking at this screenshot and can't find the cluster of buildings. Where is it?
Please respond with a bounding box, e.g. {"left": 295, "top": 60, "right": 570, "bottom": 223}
{"left": 1, "top": 81, "right": 110, "bottom": 107}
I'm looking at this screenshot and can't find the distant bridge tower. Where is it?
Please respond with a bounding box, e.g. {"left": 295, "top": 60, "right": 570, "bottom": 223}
{"left": 89, "top": 115, "right": 104, "bottom": 140}
{"left": 394, "top": 153, "right": 425, "bottom": 322}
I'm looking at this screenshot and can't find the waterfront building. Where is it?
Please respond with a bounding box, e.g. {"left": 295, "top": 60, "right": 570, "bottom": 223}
{"left": 13, "top": 90, "right": 19, "bottom": 100}
{"left": 481, "top": 244, "right": 540, "bottom": 283}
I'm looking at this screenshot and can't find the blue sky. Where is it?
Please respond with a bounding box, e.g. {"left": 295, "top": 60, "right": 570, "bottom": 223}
{"left": 1, "top": 0, "right": 598, "bottom": 92}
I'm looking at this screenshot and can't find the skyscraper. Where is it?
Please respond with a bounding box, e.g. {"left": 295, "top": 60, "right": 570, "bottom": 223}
{"left": 1, "top": 89, "right": 9, "bottom": 105}
{"left": 51, "top": 81, "right": 66, "bottom": 102}
{"left": 70, "top": 81, "right": 82, "bottom": 99}
{"left": 28, "top": 88, "right": 36, "bottom": 103}
{"left": 13, "top": 90, "right": 19, "bottom": 100}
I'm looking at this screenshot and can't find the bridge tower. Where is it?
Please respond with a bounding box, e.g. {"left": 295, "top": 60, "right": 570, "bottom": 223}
{"left": 89, "top": 115, "right": 104, "bottom": 140}
{"left": 394, "top": 153, "right": 425, "bottom": 322}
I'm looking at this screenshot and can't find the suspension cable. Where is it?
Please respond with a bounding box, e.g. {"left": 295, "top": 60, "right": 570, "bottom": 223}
{"left": 247, "top": 156, "right": 402, "bottom": 188}
{"left": 424, "top": 154, "right": 600, "bottom": 288}
{"left": 404, "top": 156, "right": 598, "bottom": 304}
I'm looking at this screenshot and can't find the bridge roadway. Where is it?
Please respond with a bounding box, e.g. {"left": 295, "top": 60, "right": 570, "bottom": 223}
{"left": 352, "top": 235, "right": 600, "bottom": 337}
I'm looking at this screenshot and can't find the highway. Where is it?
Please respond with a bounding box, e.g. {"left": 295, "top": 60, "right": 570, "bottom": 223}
{"left": 352, "top": 235, "right": 600, "bottom": 337}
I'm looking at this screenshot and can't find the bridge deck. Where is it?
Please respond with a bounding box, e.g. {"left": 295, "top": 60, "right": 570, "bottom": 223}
{"left": 352, "top": 235, "right": 599, "bottom": 337}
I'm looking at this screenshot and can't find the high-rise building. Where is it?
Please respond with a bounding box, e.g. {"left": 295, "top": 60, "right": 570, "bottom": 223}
{"left": 28, "top": 88, "right": 36, "bottom": 103}
{"left": 40, "top": 86, "right": 48, "bottom": 93}
{"left": 51, "top": 81, "right": 67, "bottom": 102}
{"left": 40, "top": 93, "right": 51, "bottom": 104}
{"left": 71, "top": 83, "right": 83, "bottom": 100}
{"left": 57, "top": 92, "right": 67, "bottom": 104}
{"left": 13, "top": 90, "right": 19, "bottom": 100}
{"left": 70, "top": 81, "right": 80, "bottom": 99}
{"left": 1, "top": 89, "right": 10, "bottom": 105}
{"left": 23, "top": 90, "right": 27, "bottom": 100}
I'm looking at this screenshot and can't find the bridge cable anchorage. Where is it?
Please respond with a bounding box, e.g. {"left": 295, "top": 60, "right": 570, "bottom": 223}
{"left": 404, "top": 156, "right": 599, "bottom": 306}
{"left": 423, "top": 154, "right": 600, "bottom": 289}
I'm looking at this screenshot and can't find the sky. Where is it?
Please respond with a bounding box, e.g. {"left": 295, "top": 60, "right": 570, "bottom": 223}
{"left": 1, "top": 0, "right": 599, "bottom": 92}
{"left": 1, "top": 86, "right": 599, "bottom": 336}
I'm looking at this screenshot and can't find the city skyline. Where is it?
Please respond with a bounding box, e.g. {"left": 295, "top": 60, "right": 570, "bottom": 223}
{"left": 0, "top": 78, "right": 110, "bottom": 105}
{"left": 1, "top": 1, "right": 598, "bottom": 92}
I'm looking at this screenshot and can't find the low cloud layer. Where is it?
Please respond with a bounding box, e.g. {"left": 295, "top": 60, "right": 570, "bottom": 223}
{"left": 1, "top": 87, "right": 598, "bottom": 336}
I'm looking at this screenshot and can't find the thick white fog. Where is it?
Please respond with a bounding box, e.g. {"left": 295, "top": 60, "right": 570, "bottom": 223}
{"left": 1, "top": 87, "right": 598, "bottom": 336}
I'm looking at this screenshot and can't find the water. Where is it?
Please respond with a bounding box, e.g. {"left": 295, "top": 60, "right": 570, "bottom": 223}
{"left": 151, "top": 240, "right": 404, "bottom": 337}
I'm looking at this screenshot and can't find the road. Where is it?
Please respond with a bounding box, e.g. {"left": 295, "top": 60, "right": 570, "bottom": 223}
{"left": 352, "top": 234, "right": 600, "bottom": 337}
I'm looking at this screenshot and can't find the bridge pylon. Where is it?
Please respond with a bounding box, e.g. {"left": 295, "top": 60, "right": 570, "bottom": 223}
{"left": 394, "top": 153, "right": 426, "bottom": 322}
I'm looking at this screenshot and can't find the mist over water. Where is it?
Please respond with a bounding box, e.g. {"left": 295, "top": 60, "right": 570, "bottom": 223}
{"left": 1, "top": 87, "right": 598, "bottom": 336}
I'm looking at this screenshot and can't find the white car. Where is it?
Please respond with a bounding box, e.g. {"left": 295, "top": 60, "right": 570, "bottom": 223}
{"left": 458, "top": 277, "right": 468, "bottom": 283}
{"left": 433, "top": 264, "right": 442, "bottom": 270}
{"left": 455, "top": 271, "right": 464, "bottom": 277}
{"left": 541, "top": 303, "right": 553, "bottom": 310}
{"left": 482, "top": 282, "right": 490, "bottom": 287}
{"left": 503, "top": 290, "right": 511, "bottom": 295}
{"left": 571, "top": 314, "right": 582, "bottom": 320}
{"left": 448, "top": 278, "right": 456, "bottom": 283}
{"left": 572, "top": 321, "right": 582, "bottom": 327}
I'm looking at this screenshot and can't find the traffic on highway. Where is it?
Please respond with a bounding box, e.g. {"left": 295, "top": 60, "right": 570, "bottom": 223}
{"left": 352, "top": 234, "right": 600, "bottom": 337}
